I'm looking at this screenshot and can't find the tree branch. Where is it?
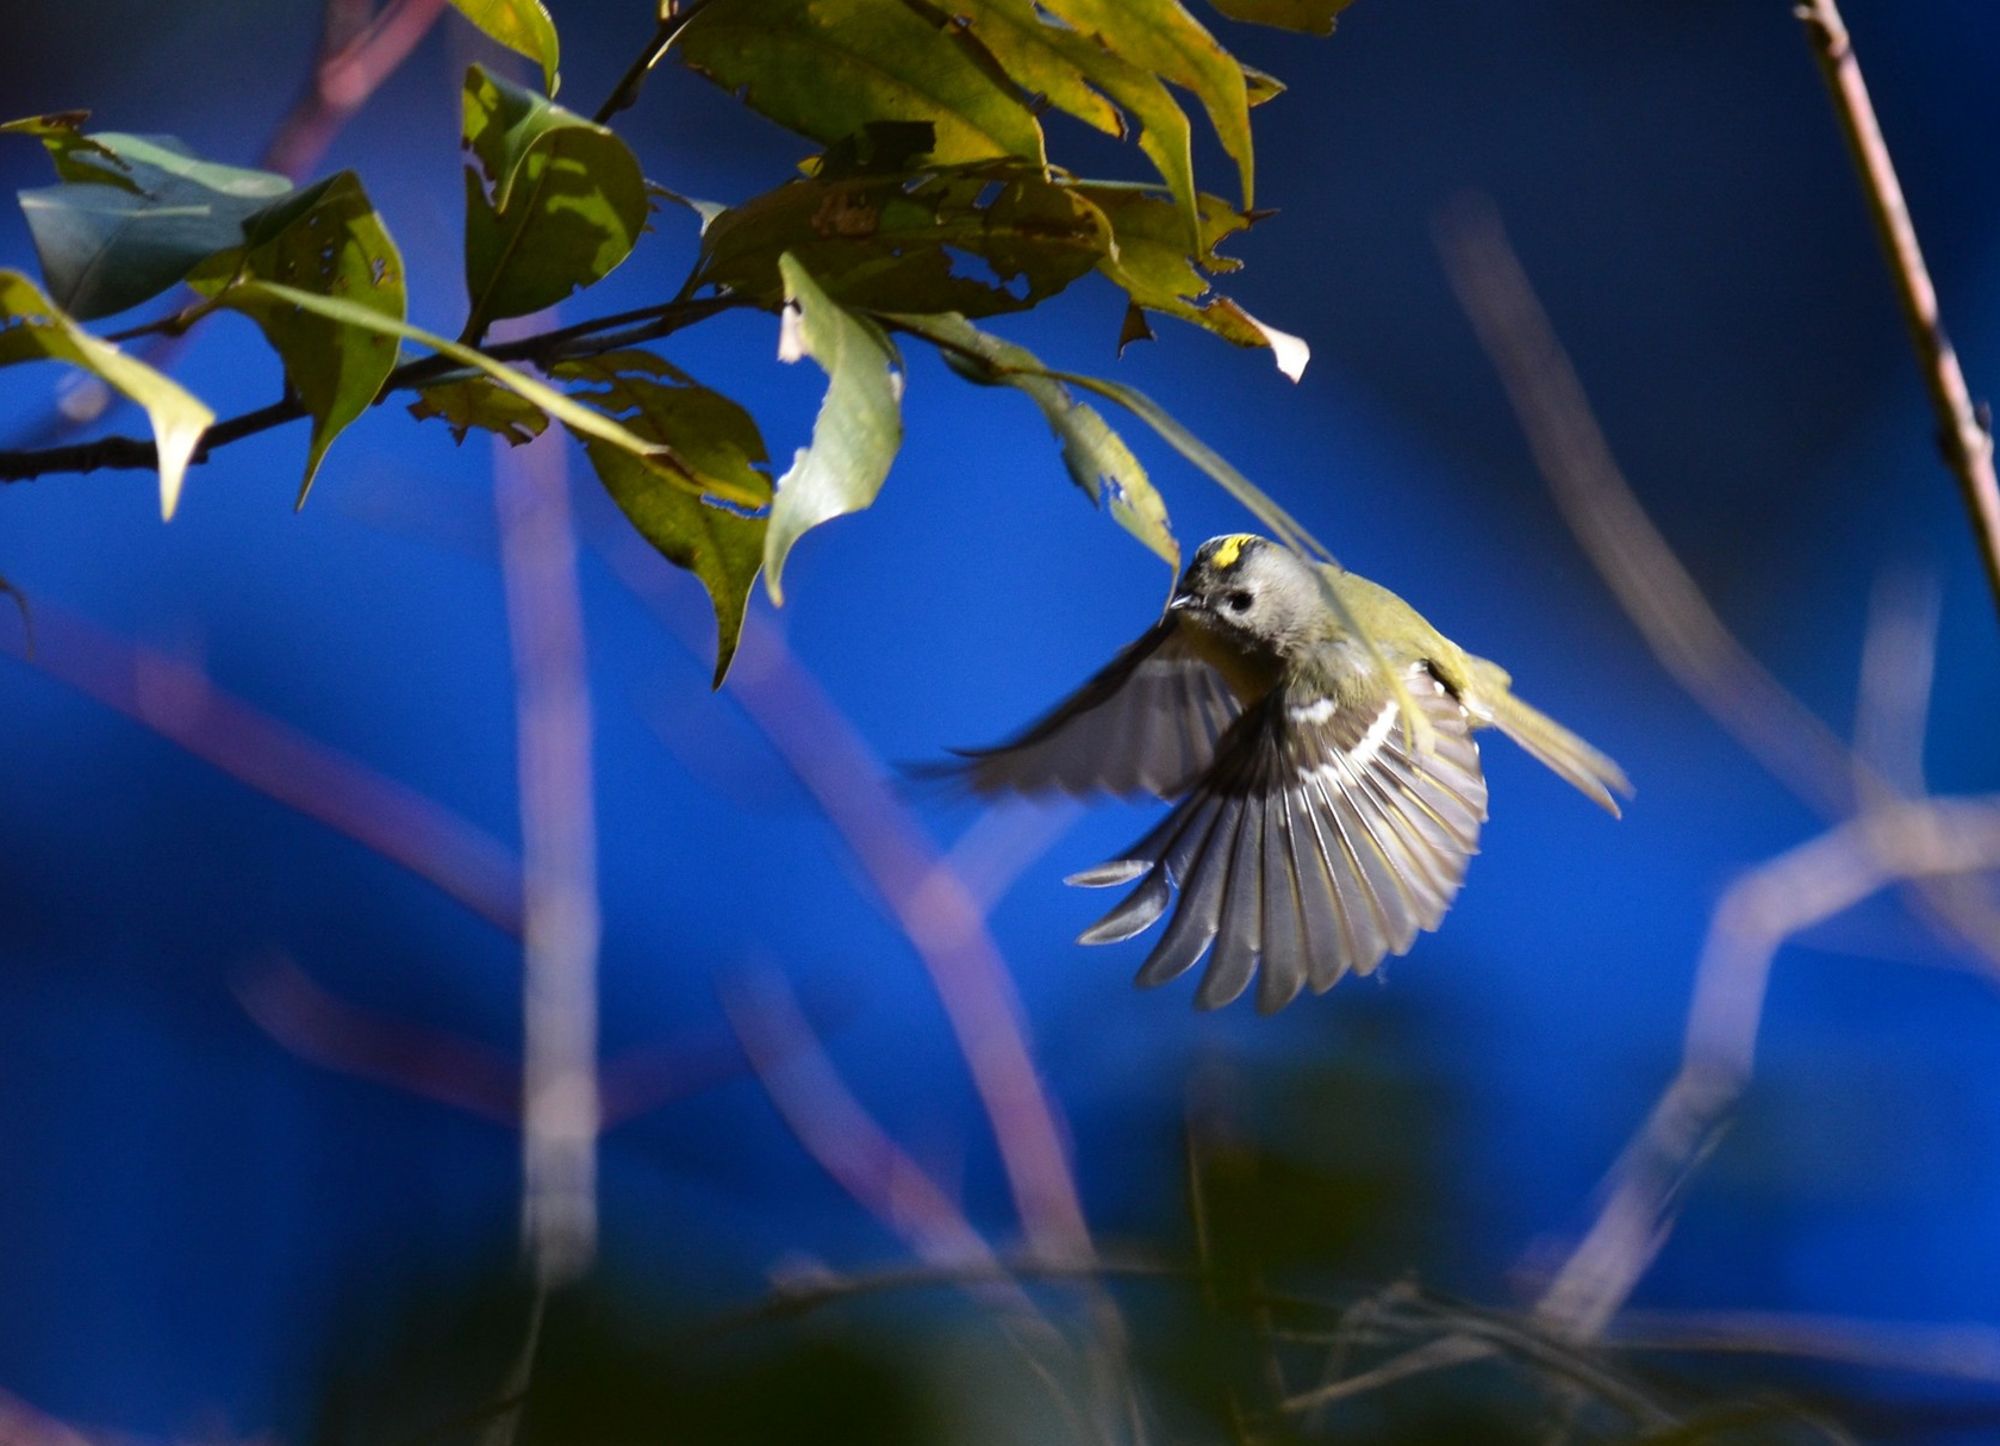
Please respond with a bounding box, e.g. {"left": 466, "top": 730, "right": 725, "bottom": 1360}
{"left": 1796, "top": 0, "right": 2000, "bottom": 620}
{"left": 0, "top": 295, "right": 743, "bottom": 485}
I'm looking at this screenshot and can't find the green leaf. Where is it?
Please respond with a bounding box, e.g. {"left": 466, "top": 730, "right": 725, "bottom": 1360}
{"left": 409, "top": 376, "right": 551, "bottom": 446}
{"left": 0, "top": 269, "right": 213, "bottom": 518}
{"left": 460, "top": 65, "right": 649, "bottom": 337}
{"left": 447, "top": 0, "right": 561, "bottom": 93}
{"left": 555, "top": 351, "right": 773, "bottom": 686}
{"left": 552, "top": 351, "right": 773, "bottom": 506}
{"left": 890, "top": 311, "right": 1176, "bottom": 568}
{"left": 694, "top": 159, "right": 1113, "bottom": 315}
{"left": 1081, "top": 183, "right": 1308, "bottom": 377}
{"left": 763, "top": 254, "right": 903, "bottom": 604}
{"left": 13, "top": 130, "right": 293, "bottom": 321}
{"left": 1206, "top": 0, "right": 1355, "bottom": 36}
{"left": 189, "top": 172, "right": 406, "bottom": 507}
{"left": 232, "top": 281, "right": 767, "bottom": 509}
{"left": 676, "top": 0, "right": 1047, "bottom": 168}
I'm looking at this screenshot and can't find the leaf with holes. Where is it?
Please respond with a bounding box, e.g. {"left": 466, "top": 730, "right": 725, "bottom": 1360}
{"left": 675, "top": 0, "right": 1046, "bottom": 168}
{"left": 190, "top": 172, "right": 406, "bottom": 507}
{"left": 694, "top": 158, "right": 1113, "bottom": 315}
{"left": 1081, "top": 183, "right": 1308, "bottom": 378}
{"left": 11, "top": 128, "right": 293, "bottom": 319}
{"left": 894, "top": 310, "right": 1177, "bottom": 568}
{"left": 557, "top": 351, "right": 773, "bottom": 686}
{"left": 0, "top": 269, "right": 213, "bottom": 517}
{"left": 409, "top": 377, "right": 551, "bottom": 447}
{"left": 763, "top": 254, "right": 903, "bottom": 603}
{"left": 1206, "top": 0, "right": 1356, "bottom": 36}
{"left": 461, "top": 65, "right": 648, "bottom": 338}
{"left": 918, "top": 0, "right": 1205, "bottom": 248}
{"left": 447, "top": 0, "right": 560, "bottom": 93}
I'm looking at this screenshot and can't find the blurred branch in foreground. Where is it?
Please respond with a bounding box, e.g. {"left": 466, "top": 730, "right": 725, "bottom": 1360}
{"left": 600, "top": 533, "right": 1092, "bottom": 1261}
{"left": 1276, "top": 202, "right": 2000, "bottom": 1422}
{"left": 1796, "top": 0, "right": 2000, "bottom": 621}
{"left": 0, "top": 603, "right": 523, "bottom": 932}
{"left": 600, "top": 531, "right": 1148, "bottom": 1442}
{"left": 1438, "top": 197, "right": 2000, "bottom": 968}
{"left": 495, "top": 415, "right": 602, "bottom": 1288}
{"left": 1535, "top": 794, "right": 2000, "bottom": 1340}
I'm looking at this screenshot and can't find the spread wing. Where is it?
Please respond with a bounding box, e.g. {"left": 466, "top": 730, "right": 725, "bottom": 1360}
{"left": 1068, "top": 665, "right": 1489, "bottom": 1013}
{"left": 940, "top": 619, "right": 1241, "bottom": 799}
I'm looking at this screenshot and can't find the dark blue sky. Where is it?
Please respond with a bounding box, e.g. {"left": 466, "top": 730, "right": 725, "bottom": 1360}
{"left": 2, "top": 1, "right": 1999, "bottom": 1437}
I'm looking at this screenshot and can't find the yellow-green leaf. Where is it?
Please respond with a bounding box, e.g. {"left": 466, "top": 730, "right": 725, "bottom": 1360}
{"left": 763, "top": 254, "right": 903, "bottom": 603}
{"left": 556, "top": 351, "right": 773, "bottom": 686}
{"left": 409, "top": 376, "right": 551, "bottom": 446}
{"left": 1082, "top": 183, "right": 1308, "bottom": 377}
{"left": 1036, "top": 0, "right": 1255, "bottom": 207}
{"left": 890, "top": 310, "right": 1176, "bottom": 568}
{"left": 447, "top": 0, "right": 561, "bottom": 93}
{"left": 0, "top": 270, "right": 213, "bottom": 518}
{"left": 461, "top": 65, "right": 649, "bottom": 338}
{"left": 232, "top": 281, "right": 766, "bottom": 509}
{"left": 191, "top": 172, "right": 406, "bottom": 507}
{"left": 676, "top": 0, "right": 1046, "bottom": 168}
{"left": 1207, "top": 0, "right": 1356, "bottom": 36}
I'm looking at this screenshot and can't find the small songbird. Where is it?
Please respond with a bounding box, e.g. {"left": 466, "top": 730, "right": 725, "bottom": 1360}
{"left": 946, "top": 534, "right": 1631, "bottom": 1013}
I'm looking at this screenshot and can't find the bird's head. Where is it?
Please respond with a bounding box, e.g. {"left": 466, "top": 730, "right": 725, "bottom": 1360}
{"left": 1168, "top": 534, "right": 1324, "bottom": 656}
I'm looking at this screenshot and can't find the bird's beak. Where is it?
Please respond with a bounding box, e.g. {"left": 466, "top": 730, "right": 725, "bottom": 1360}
{"left": 1167, "top": 590, "right": 1199, "bottom": 612}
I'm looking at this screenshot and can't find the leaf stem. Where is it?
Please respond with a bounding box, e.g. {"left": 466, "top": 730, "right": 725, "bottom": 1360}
{"left": 592, "top": 0, "right": 714, "bottom": 126}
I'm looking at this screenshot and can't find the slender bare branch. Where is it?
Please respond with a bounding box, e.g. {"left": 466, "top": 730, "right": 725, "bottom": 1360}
{"left": 1796, "top": 0, "right": 2000, "bottom": 619}
{"left": 495, "top": 417, "right": 602, "bottom": 1287}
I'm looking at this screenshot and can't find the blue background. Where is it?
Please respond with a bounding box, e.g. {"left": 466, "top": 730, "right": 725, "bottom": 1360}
{"left": 3, "top": 0, "right": 1999, "bottom": 1437}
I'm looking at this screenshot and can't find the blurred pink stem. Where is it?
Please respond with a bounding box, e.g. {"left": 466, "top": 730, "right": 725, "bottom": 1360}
{"left": 615, "top": 550, "right": 1092, "bottom": 1262}
{"left": 495, "top": 423, "right": 602, "bottom": 1286}
{"left": 0, "top": 605, "right": 522, "bottom": 933}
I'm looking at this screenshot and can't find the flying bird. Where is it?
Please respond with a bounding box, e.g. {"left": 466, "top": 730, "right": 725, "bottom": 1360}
{"left": 945, "top": 534, "right": 1631, "bottom": 1013}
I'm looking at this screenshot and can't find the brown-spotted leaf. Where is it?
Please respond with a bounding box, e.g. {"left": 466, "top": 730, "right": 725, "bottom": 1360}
{"left": 409, "top": 376, "right": 550, "bottom": 447}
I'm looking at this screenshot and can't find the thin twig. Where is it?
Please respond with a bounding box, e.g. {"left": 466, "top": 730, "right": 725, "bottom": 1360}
{"left": 495, "top": 414, "right": 602, "bottom": 1287}
{"left": 0, "top": 296, "right": 742, "bottom": 485}
{"left": 1796, "top": 0, "right": 2000, "bottom": 620}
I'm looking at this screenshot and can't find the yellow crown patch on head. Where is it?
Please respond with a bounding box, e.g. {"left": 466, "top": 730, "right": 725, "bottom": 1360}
{"left": 1209, "top": 534, "right": 1258, "bottom": 570}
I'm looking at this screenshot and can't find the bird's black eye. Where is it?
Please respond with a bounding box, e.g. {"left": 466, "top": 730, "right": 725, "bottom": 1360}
{"left": 1226, "top": 589, "right": 1253, "bottom": 614}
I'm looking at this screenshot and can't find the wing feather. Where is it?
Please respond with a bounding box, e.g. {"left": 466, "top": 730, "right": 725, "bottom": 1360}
{"left": 939, "top": 620, "right": 1239, "bottom": 798}
{"left": 1073, "top": 665, "right": 1490, "bottom": 1011}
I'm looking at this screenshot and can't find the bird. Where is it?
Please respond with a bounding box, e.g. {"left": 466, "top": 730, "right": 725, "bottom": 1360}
{"left": 942, "top": 533, "right": 1631, "bottom": 1014}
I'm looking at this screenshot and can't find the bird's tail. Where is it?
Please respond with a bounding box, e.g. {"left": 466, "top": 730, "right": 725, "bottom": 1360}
{"left": 1470, "top": 660, "right": 1632, "bottom": 817}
